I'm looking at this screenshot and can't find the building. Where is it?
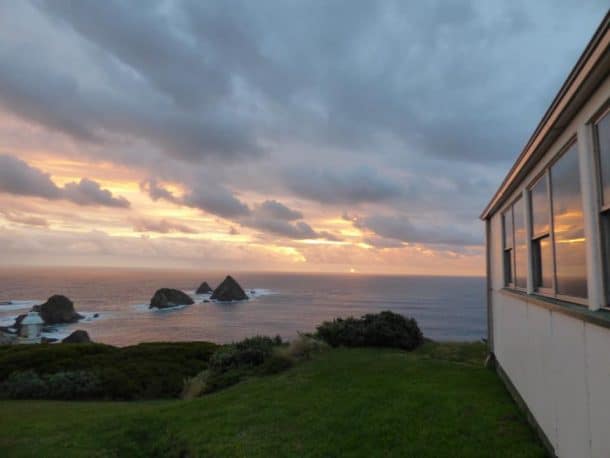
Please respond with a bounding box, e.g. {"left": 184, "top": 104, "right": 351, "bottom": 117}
{"left": 18, "top": 311, "right": 44, "bottom": 344}
{"left": 481, "top": 11, "right": 610, "bottom": 458}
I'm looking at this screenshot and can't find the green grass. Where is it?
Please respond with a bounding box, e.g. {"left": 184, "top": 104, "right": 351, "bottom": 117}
{"left": 0, "top": 342, "right": 546, "bottom": 458}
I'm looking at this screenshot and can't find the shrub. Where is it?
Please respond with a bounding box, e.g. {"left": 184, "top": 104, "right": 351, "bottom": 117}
{"left": 284, "top": 334, "right": 328, "bottom": 360}
{"left": 1, "top": 370, "right": 104, "bottom": 400}
{"left": 258, "top": 353, "right": 294, "bottom": 375}
{"left": 208, "top": 335, "right": 283, "bottom": 373}
{"left": 45, "top": 370, "right": 102, "bottom": 399}
{"left": 181, "top": 372, "right": 207, "bottom": 400}
{"left": 1, "top": 370, "right": 48, "bottom": 399}
{"left": 316, "top": 311, "right": 423, "bottom": 350}
{"left": 0, "top": 341, "right": 217, "bottom": 400}
{"left": 200, "top": 369, "right": 245, "bottom": 394}
{"left": 184, "top": 335, "right": 286, "bottom": 397}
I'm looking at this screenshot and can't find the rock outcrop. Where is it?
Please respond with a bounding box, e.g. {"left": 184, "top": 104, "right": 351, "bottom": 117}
{"left": 149, "top": 288, "right": 194, "bottom": 309}
{"left": 211, "top": 276, "right": 249, "bottom": 301}
{"left": 33, "top": 295, "right": 83, "bottom": 324}
{"left": 62, "top": 330, "right": 91, "bottom": 343}
{"left": 13, "top": 313, "right": 27, "bottom": 329}
{"left": 196, "top": 281, "right": 213, "bottom": 294}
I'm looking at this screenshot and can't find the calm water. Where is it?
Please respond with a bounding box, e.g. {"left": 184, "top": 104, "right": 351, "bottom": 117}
{"left": 0, "top": 267, "right": 486, "bottom": 346}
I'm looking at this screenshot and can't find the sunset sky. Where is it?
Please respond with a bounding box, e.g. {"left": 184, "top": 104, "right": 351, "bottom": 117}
{"left": 0, "top": 1, "right": 607, "bottom": 275}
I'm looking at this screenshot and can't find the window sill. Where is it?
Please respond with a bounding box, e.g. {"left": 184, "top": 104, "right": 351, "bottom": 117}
{"left": 499, "top": 288, "right": 610, "bottom": 330}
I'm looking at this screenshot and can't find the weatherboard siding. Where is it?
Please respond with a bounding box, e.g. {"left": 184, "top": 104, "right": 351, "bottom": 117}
{"left": 489, "top": 74, "right": 610, "bottom": 458}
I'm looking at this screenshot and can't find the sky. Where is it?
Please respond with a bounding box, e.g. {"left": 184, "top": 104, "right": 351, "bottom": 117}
{"left": 0, "top": 1, "right": 607, "bottom": 275}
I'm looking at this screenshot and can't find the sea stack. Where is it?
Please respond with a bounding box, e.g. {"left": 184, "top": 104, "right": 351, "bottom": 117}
{"left": 33, "top": 295, "right": 83, "bottom": 324}
{"left": 211, "top": 275, "right": 249, "bottom": 301}
{"left": 149, "top": 288, "right": 194, "bottom": 309}
{"left": 196, "top": 281, "right": 213, "bottom": 294}
{"left": 62, "top": 330, "right": 91, "bottom": 344}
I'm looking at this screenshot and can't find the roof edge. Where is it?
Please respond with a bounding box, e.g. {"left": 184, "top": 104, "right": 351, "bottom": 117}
{"left": 480, "top": 10, "right": 610, "bottom": 220}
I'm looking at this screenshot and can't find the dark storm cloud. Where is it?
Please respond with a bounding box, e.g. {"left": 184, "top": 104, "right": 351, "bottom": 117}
{"left": 243, "top": 218, "right": 317, "bottom": 240}
{"left": 140, "top": 179, "right": 180, "bottom": 204}
{"left": 139, "top": 176, "right": 339, "bottom": 240}
{"left": 183, "top": 185, "right": 251, "bottom": 219}
{"left": 0, "top": 154, "right": 62, "bottom": 199}
{"left": 63, "top": 178, "right": 130, "bottom": 208}
{"left": 132, "top": 218, "right": 198, "bottom": 234}
{"left": 140, "top": 177, "right": 251, "bottom": 219}
{"left": 256, "top": 200, "right": 303, "bottom": 221}
{"left": 285, "top": 167, "right": 404, "bottom": 205}
{"left": 0, "top": 154, "right": 130, "bottom": 208}
{"left": 354, "top": 214, "right": 482, "bottom": 247}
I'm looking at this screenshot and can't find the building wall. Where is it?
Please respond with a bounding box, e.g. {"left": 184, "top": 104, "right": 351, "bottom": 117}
{"left": 489, "top": 74, "right": 610, "bottom": 458}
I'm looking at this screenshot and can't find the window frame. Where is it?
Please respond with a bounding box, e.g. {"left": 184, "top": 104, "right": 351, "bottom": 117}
{"left": 528, "top": 172, "right": 554, "bottom": 295}
{"left": 531, "top": 137, "right": 588, "bottom": 307}
{"left": 501, "top": 196, "right": 527, "bottom": 292}
{"left": 502, "top": 205, "right": 514, "bottom": 288}
{"left": 592, "top": 101, "right": 610, "bottom": 307}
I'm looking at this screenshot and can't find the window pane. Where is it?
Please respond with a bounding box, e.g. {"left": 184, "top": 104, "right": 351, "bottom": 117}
{"left": 533, "top": 236, "right": 553, "bottom": 290}
{"left": 596, "top": 112, "right": 610, "bottom": 206}
{"left": 504, "top": 250, "right": 513, "bottom": 285}
{"left": 503, "top": 210, "right": 513, "bottom": 249}
{"left": 531, "top": 176, "right": 550, "bottom": 237}
{"left": 551, "top": 144, "right": 588, "bottom": 298}
{"left": 514, "top": 198, "right": 527, "bottom": 288}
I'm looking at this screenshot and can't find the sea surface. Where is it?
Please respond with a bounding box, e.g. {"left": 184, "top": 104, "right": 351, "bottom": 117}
{"left": 0, "top": 267, "right": 486, "bottom": 346}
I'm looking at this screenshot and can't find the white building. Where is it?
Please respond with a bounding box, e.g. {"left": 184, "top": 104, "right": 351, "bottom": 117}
{"left": 18, "top": 311, "right": 44, "bottom": 344}
{"left": 481, "top": 12, "right": 610, "bottom": 458}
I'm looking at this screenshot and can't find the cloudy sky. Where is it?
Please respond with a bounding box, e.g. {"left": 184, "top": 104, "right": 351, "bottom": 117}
{"left": 0, "top": 1, "right": 607, "bottom": 274}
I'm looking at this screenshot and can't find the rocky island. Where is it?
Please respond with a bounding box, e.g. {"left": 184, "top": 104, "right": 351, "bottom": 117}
{"left": 150, "top": 288, "right": 194, "bottom": 309}
{"left": 211, "top": 275, "right": 249, "bottom": 301}
{"left": 33, "top": 295, "right": 83, "bottom": 324}
{"left": 196, "top": 281, "right": 213, "bottom": 294}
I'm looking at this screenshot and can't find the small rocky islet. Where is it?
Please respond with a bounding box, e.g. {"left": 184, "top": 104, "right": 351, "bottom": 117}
{"left": 196, "top": 281, "right": 213, "bottom": 294}
{"left": 149, "top": 275, "right": 249, "bottom": 309}
{"left": 149, "top": 288, "right": 195, "bottom": 309}
{"left": 13, "top": 295, "right": 83, "bottom": 331}
{"left": 211, "top": 275, "right": 249, "bottom": 301}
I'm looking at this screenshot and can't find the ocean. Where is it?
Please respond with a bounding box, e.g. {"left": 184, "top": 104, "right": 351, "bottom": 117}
{"left": 0, "top": 267, "right": 486, "bottom": 346}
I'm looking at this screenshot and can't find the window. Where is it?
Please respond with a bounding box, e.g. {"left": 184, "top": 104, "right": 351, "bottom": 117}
{"left": 513, "top": 198, "right": 527, "bottom": 289}
{"left": 550, "top": 143, "right": 588, "bottom": 299}
{"left": 502, "top": 198, "right": 526, "bottom": 289}
{"left": 530, "top": 175, "right": 553, "bottom": 290}
{"left": 594, "top": 108, "right": 610, "bottom": 304}
{"left": 502, "top": 209, "right": 513, "bottom": 286}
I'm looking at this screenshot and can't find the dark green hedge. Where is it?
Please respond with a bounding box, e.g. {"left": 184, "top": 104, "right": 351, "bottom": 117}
{"left": 316, "top": 311, "right": 424, "bottom": 350}
{"left": 0, "top": 341, "right": 217, "bottom": 400}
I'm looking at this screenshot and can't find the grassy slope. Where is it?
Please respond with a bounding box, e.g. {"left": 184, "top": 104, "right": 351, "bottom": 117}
{"left": 0, "top": 342, "right": 546, "bottom": 458}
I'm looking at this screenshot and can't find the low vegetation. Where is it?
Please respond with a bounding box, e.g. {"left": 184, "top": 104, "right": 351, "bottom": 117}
{"left": 0, "top": 342, "right": 546, "bottom": 457}
{"left": 0, "top": 311, "right": 424, "bottom": 401}
{"left": 0, "top": 341, "right": 217, "bottom": 400}
{"left": 315, "top": 310, "right": 423, "bottom": 350}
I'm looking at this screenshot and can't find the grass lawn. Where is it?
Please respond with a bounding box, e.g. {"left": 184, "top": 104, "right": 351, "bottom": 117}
{"left": 0, "top": 342, "right": 546, "bottom": 457}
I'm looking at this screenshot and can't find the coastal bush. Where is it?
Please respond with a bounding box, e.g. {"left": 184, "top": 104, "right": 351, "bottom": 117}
{"left": 258, "top": 353, "right": 294, "bottom": 375}
{"left": 208, "top": 335, "right": 283, "bottom": 373}
{"left": 182, "top": 335, "right": 286, "bottom": 398}
{"left": 0, "top": 341, "right": 217, "bottom": 400}
{"left": 283, "top": 334, "right": 329, "bottom": 360}
{"left": 1, "top": 369, "right": 102, "bottom": 400}
{"left": 316, "top": 311, "right": 423, "bottom": 350}
{"left": 1, "top": 370, "right": 48, "bottom": 399}
{"left": 45, "top": 370, "right": 102, "bottom": 399}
